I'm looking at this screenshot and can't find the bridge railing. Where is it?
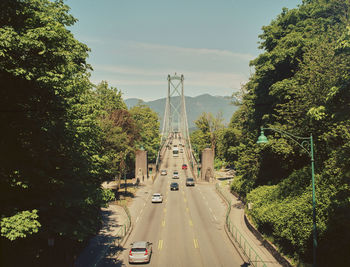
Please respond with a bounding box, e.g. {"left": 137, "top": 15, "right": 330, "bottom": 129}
{"left": 216, "top": 184, "right": 268, "bottom": 267}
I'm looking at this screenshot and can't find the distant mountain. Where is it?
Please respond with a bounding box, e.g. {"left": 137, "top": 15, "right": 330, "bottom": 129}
{"left": 124, "top": 98, "right": 142, "bottom": 107}
{"left": 125, "top": 94, "right": 238, "bottom": 129}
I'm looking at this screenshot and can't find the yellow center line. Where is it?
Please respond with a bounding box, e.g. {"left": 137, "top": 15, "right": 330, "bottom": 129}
{"left": 163, "top": 208, "right": 167, "bottom": 213}
{"left": 184, "top": 198, "right": 187, "bottom": 203}
{"left": 186, "top": 207, "right": 189, "bottom": 212}
{"left": 162, "top": 220, "right": 165, "bottom": 227}
{"left": 193, "top": 239, "right": 199, "bottom": 248}
{"left": 158, "top": 240, "right": 163, "bottom": 250}
{"left": 189, "top": 220, "right": 193, "bottom": 226}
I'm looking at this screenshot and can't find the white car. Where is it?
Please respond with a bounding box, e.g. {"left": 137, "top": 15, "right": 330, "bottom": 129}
{"left": 172, "top": 171, "right": 179, "bottom": 179}
{"left": 160, "top": 169, "right": 167, "bottom": 176}
{"left": 151, "top": 193, "right": 163, "bottom": 203}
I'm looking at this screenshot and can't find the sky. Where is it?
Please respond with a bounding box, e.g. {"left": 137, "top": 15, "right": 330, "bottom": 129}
{"left": 66, "top": 0, "right": 302, "bottom": 101}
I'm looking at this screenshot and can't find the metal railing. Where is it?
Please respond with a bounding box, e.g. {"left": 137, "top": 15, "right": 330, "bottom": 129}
{"left": 89, "top": 202, "right": 132, "bottom": 267}
{"left": 113, "top": 200, "right": 131, "bottom": 247}
{"left": 216, "top": 184, "right": 267, "bottom": 267}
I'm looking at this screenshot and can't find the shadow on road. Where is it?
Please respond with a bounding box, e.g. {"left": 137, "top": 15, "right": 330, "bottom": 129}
{"left": 100, "top": 245, "right": 126, "bottom": 266}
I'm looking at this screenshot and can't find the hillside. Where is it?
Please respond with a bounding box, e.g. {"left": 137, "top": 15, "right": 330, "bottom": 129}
{"left": 125, "top": 94, "right": 238, "bottom": 129}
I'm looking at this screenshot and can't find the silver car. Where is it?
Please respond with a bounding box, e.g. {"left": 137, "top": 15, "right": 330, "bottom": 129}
{"left": 128, "top": 241, "right": 152, "bottom": 264}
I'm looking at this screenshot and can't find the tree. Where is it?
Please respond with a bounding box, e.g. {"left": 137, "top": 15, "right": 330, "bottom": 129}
{"left": 194, "top": 112, "right": 224, "bottom": 153}
{"left": 222, "top": 0, "right": 350, "bottom": 265}
{"left": 129, "top": 103, "right": 160, "bottom": 163}
{"left": 0, "top": 1, "right": 115, "bottom": 265}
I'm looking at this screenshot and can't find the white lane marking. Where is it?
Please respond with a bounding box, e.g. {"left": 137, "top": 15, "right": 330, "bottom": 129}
{"left": 136, "top": 216, "right": 139, "bottom": 223}
{"left": 144, "top": 203, "right": 146, "bottom": 207}
{"left": 213, "top": 215, "right": 217, "bottom": 221}
{"left": 209, "top": 208, "right": 213, "bottom": 213}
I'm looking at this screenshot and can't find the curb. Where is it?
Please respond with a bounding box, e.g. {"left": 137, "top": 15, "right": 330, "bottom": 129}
{"left": 215, "top": 184, "right": 250, "bottom": 264}
{"left": 223, "top": 212, "right": 251, "bottom": 264}
{"left": 111, "top": 206, "right": 133, "bottom": 262}
{"left": 221, "top": 184, "right": 293, "bottom": 267}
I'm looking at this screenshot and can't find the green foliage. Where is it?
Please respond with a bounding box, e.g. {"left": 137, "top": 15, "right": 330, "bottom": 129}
{"left": 0, "top": 1, "right": 142, "bottom": 265}
{"left": 94, "top": 82, "right": 139, "bottom": 181}
{"left": 129, "top": 103, "right": 160, "bottom": 163}
{"left": 1, "top": 210, "right": 41, "bottom": 241}
{"left": 214, "top": 157, "right": 225, "bottom": 170}
{"left": 216, "top": 127, "right": 241, "bottom": 166}
{"left": 190, "top": 112, "right": 224, "bottom": 161}
{"left": 221, "top": 0, "right": 350, "bottom": 265}
{"left": 190, "top": 129, "right": 210, "bottom": 161}
{"left": 100, "top": 189, "right": 115, "bottom": 208}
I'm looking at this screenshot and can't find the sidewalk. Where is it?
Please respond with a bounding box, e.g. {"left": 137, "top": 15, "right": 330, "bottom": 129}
{"left": 217, "top": 181, "right": 284, "bottom": 267}
{"left": 74, "top": 203, "right": 129, "bottom": 267}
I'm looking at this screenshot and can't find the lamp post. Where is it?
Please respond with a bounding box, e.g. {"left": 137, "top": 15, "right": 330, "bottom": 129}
{"left": 124, "top": 172, "right": 127, "bottom": 195}
{"left": 257, "top": 126, "right": 317, "bottom": 267}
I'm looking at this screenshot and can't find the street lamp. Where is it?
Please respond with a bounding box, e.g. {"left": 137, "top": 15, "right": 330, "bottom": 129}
{"left": 257, "top": 126, "right": 317, "bottom": 267}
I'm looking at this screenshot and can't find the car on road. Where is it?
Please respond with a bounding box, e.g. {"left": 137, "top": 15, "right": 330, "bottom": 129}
{"left": 160, "top": 169, "right": 167, "bottom": 176}
{"left": 170, "top": 182, "right": 179, "bottom": 190}
{"left": 172, "top": 171, "right": 179, "bottom": 179}
{"left": 128, "top": 241, "right": 152, "bottom": 264}
{"left": 186, "top": 178, "right": 195, "bottom": 186}
{"left": 182, "top": 164, "right": 188, "bottom": 170}
{"left": 180, "top": 148, "right": 184, "bottom": 153}
{"left": 151, "top": 193, "right": 163, "bottom": 203}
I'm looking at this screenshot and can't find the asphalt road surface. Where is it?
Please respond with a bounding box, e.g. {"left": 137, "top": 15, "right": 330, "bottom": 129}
{"left": 118, "top": 139, "right": 245, "bottom": 267}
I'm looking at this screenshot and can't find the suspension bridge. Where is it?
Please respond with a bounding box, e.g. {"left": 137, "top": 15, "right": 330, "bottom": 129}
{"left": 154, "top": 73, "right": 214, "bottom": 181}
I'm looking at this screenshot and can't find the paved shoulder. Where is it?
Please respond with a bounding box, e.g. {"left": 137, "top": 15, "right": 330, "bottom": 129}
{"left": 218, "top": 182, "right": 283, "bottom": 267}
{"left": 75, "top": 204, "right": 128, "bottom": 267}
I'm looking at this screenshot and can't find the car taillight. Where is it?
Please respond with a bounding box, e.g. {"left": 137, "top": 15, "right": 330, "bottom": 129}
{"left": 144, "top": 249, "right": 148, "bottom": 255}
{"left": 129, "top": 250, "right": 132, "bottom": 256}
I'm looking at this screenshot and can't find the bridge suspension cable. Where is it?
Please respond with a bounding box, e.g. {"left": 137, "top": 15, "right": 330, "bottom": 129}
{"left": 156, "top": 73, "right": 198, "bottom": 174}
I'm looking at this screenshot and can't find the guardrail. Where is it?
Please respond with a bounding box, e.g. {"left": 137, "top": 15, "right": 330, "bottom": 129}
{"left": 216, "top": 184, "right": 267, "bottom": 267}
{"left": 88, "top": 202, "right": 132, "bottom": 267}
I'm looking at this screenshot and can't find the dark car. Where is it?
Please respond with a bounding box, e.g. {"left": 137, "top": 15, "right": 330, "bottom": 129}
{"left": 186, "top": 178, "right": 195, "bottom": 186}
{"left": 170, "top": 182, "right": 179, "bottom": 191}
{"left": 182, "top": 164, "right": 188, "bottom": 170}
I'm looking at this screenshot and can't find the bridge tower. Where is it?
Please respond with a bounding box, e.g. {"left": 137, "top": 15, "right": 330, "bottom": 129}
{"left": 156, "top": 73, "right": 198, "bottom": 177}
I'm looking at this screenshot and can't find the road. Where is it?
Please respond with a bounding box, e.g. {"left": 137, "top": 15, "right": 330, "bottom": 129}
{"left": 118, "top": 139, "right": 245, "bottom": 267}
